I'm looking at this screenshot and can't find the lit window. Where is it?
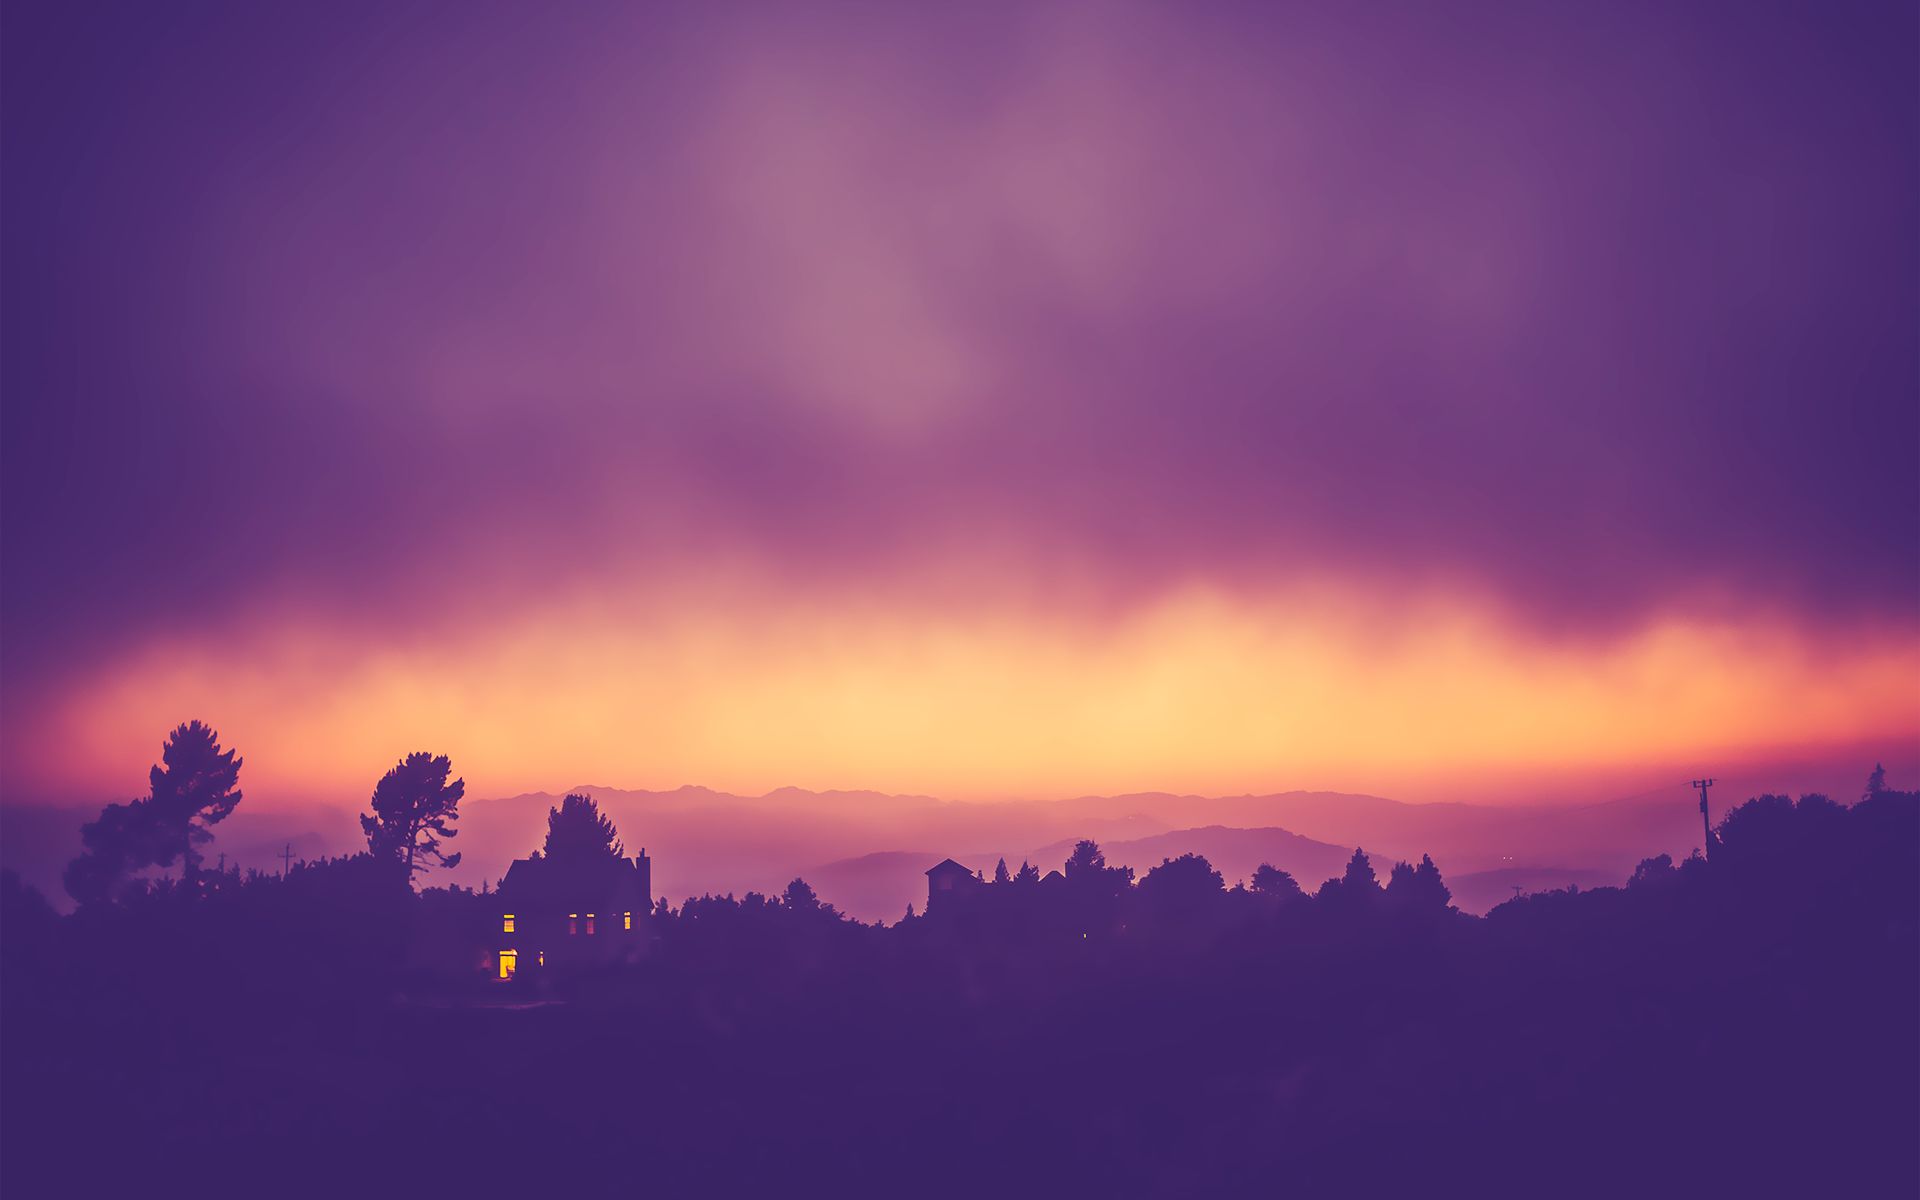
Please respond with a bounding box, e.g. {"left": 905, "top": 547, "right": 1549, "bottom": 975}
{"left": 537, "top": 950, "right": 544, "bottom": 967}
{"left": 498, "top": 950, "right": 517, "bottom": 981}
{"left": 585, "top": 913, "right": 596, "bottom": 936}
{"left": 623, "top": 911, "right": 632, "bottom": 931}
{"left": 502, "top": 913, "right": 515, "bottom": 933}
{"left": 568, "top": 913, "right": 578, "bottom": 936}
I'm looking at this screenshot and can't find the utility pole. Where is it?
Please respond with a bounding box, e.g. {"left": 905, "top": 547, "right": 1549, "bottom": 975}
{"left": 1691, "top": 778, "right": 1715, "bottom": 860}
{"left": 280, "top": 843, "right": 293, "bottom": 878}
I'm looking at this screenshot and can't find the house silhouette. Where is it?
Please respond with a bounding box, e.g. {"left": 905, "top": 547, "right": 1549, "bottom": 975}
{"left": 925, "top": 858, "right": 981, "bottom": 912}
{"left": 492, "top": 848, "right": 652, "bottom": 979}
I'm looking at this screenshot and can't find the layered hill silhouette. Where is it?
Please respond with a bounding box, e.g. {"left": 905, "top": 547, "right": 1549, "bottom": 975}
{"left": 3, "top": 782, "right": 1720, "bottom": 919}
{"left": 8, "top": 775, "right": 1913, "bottom": 1195}
{"left": 433, "top": 785, "right": 1710, "bottom": 920}
{"left": 806, "top": 827, "right": 1356, "bottom": 921}
{"left": 1026, "top": 825, "right": 1353, "bottom": 890}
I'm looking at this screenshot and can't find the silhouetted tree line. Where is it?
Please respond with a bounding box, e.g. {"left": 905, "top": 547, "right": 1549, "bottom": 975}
{"left": 61, "top": 722, "right": 467, "bottom": 909}
{"left": 5, "top": 727, "right": 1915, "bottom": 1196}
{"left": 31, "top": 723, "right": 1920, "bottom": 971}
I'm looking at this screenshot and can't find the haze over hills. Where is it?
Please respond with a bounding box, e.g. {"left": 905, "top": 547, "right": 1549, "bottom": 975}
{"left": 0, "top": 798, "right": 358, "bottom": 913}
{"left": 1024, "top": 826, "right": 1354, "bottom": 891}
{"left": 2, "top": 781, "right": 1742, "bottom": 919}
{"left": 430, "top": 784, "right": 1719, "bottom": 921}
{"left": 806, "top": 825, "right": 1359, "bottom": 923}
{"left": 445, "top": 785, "right": 1185, "bottom": 909}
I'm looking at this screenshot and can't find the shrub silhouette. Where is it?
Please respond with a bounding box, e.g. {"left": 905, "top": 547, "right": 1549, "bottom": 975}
{"left": 1065, "top": 838, "right": 1106, "bottom": 876}
{"left": 1385, "top": 853, "right": 1451, "bottom": 912}
{"left": 1250, "top": 863, "right": 1304, "bottom": 902}
{"left": 1137, "top": 852, "right": 1226, "bottom": 917}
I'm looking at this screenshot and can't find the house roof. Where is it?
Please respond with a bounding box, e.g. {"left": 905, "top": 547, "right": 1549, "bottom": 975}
{"left": 926, "top": 858, "right": 974, "bottom": 878}
{"left": 500, "top": 854, "right": 647, "bottom": 911}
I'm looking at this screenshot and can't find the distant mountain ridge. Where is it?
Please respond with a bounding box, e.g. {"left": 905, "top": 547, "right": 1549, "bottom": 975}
{"left": 435, "top": 783, "right": 1711, "bottom": 919}
{"left": 796, "top": 825, "right": 1641, "bottom": 921}
{"left": 1024, "top": 824, "right": 1354, "bottom": 889}
{"left": 802, "top": 824, "right": 1360, "bottom": 922}
{"left": 3, "top": 782, "right": 1712, "bottom": 919}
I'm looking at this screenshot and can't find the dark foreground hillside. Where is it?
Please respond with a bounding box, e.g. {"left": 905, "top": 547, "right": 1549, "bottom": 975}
{"left": 3, "top": 787, "right": 1914, "bottom": 1198}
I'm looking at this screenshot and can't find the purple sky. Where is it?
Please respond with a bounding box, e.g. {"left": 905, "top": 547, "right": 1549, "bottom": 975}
{"left": 3, "top": 0, "right": 1915, "bottom": 808}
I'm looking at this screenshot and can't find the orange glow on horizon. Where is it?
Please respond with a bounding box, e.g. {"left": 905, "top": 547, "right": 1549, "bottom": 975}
{"left": 10, "top": 583, "right": 1917, "bottom": 808}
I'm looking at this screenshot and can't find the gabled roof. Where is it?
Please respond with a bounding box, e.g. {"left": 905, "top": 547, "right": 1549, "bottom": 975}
{"left": 499, "top": 854, "right": 646, "bottom": 911}
{"left": 926, "top": 858, "right": 974, "bottom": 878}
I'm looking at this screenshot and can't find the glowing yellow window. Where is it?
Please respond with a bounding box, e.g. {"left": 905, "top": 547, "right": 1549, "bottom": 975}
{"left": 623, "top": 911, "right": 632, "bottom": 931}
{"left": 585, "top": 913, "right": 597, "bottom": 936}
{"left": 569, "top": 913, "right": 578, "bottom": 935}
{"left": 537, "top": 950, "right": 544, "bottom": 967}
{"left": 502, "top": 913, "right": 515, "bottom": 933}
{"left": 498, "top": 950, "right": 518, "bottom": 980}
